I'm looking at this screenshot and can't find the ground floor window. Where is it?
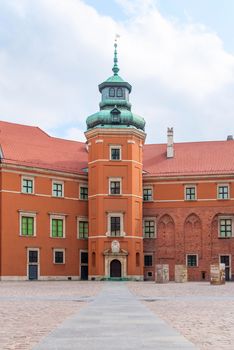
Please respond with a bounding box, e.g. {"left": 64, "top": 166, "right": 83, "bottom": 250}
{"left": 186, "top": 254, "right": 198, "bottom": 267}
{"left": 53, "top": 249, "right": 65, "bottom": 264}
{"left": 144, "top": 255, "right": 153, "bottom": 266}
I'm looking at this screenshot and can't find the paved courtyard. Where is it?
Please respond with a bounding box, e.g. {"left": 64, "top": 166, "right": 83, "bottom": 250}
{"left": 0, "top": 281, "right": 233, "bottom": 349}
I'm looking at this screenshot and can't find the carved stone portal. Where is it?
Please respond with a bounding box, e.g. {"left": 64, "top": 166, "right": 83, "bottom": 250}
{"left": 103, "top": 247, "right": 128, "bottom": 278}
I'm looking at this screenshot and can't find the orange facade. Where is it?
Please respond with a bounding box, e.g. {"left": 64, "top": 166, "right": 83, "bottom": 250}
{"left": 1, "top": 47, "right": 234, "bottom": 281}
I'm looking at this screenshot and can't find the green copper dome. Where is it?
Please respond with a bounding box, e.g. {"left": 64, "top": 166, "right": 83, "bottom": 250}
{"left": 86, "top": 41, "right": 145, "bottom": 131}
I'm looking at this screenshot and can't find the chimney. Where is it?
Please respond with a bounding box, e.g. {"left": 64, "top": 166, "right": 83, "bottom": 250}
{"left": 227, "top": 135, "right": 233, "bottom": 141}
{"left": 167, "top": 127, "right": 174, "bottom": 158}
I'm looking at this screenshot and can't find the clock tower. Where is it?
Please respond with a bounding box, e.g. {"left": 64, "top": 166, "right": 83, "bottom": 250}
{"left": 85, "top": 41, "right": 146, "bottom": 280}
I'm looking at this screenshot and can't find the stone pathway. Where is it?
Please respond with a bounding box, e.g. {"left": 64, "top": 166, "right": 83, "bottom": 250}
{"left": 34, "top": 283, "right": 196, "bottom": 350}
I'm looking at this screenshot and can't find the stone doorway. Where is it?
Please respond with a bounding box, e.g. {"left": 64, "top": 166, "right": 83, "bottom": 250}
{"left": 110, "top": 259, "right": 121, "bottom": 278}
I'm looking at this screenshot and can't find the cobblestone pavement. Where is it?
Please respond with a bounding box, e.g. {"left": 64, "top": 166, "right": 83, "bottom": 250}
{"left": 0, "top": 281, "right": 102, "bottom": 350}
{"left": 1, "top": 281, "right": 234, "bottom": 350}
{"left": 129, "top": 282, "right": 234, "bottom": 350}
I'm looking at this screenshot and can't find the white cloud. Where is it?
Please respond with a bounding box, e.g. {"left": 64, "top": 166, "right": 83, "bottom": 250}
{"left": 0, "top": 0, "right": 234, "bottom": 143}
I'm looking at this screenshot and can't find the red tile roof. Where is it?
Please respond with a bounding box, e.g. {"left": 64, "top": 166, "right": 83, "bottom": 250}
{"left": 1, "top": 120, "right": 234, "bottom": 177}
{"left": 143, "top": 141, "right": 234, "bottom": 177}
{"left": 0, "top": 121, "right": 87, "bottom": 174}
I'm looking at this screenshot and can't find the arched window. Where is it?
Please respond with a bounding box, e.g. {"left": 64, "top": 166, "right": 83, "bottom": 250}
{"left": 136, "top": 252, "right": 140, "bottom": 267}
{"left": 117, "top": 88, "right": 123, "bottom": 97}
{"left": 109, "top": 88, "right": 115, "bottom": 97}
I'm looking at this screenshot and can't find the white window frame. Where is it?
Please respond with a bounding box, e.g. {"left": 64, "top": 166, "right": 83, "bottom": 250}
{"left": 50, "top": 215, "right": 66, "bottom": 238}
{"left": 186, "top": 254, "right": 198, "bottom": 267}
{"left": 184, "top": 185, "right": 197, "bottom": 201}
{"left": 109, "top": 145, "right": 122, "bottom": 161}
{"left": 77, "top": 217, "right": 89, "bottom": 239}
{"left": 217, "top": 184, "right": 230, "bottom": 200}
{"left": 21, "top": 176, "right": 34, "bottom": 194}
{"left": 52, "top": 180, "right": 64, "bottom": 198}
{"left": 109, "top": 177, "right": 122, "bottom": 195}
{"left": 106, "top": 212, "right": 125, "bottom": 237}
{"left": 218, "top": 216, "right": 233, "bottom": 238}
{"left": 79, "top": 184, "right": 88, "bottom": 200}
{"left": 19, "top": 212, "right": 36, "bottom": 237}
{"left": 143, "top": 186, "right": 153, "bottom": 201}
{"left": 53, "top": 249, "right": 65, "bottom": 264}
{"left": 143, "top": 217, "right": 156, "bottom": 238}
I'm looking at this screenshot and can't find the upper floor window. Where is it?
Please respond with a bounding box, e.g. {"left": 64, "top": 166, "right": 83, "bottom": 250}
{"left": 186, "top": 254, "right": 198, "bottom": 267}
{"left": 107, "top": 213, "right": 124, "bottom": 237}
{"left": 218, "top": 185, "right": 229, "bottom": 200}
{"left": 51, "top": 216, "right": 65, "bottom": 238}
{"left": 22, "top": 177, "right": 34, "bottom": 194}
{"left": 109, "top": 178, "right": 121, "bottom": 195}
{"left": 219, "top": 218, "right": 232, "bottom": 238}
{"left": 143, "top": 219, "right": 155, "bottom": 238}
{"left": 110, "top": 216, "right": 121, "bottom": 236}
{"left": 143, "top": 187, "right": 153, "bottom": 201}
{"left": 20, "top": 212, "right": 36, "bottom": 237}
{"left": 117, "top": 88, "right": 123, "bottom": 97}
{"left": 52, "top": 181, "right": 64, "bottom": 198}
{"left": 109, "top": 88, "right": 115, "bottom": 97}
{"left": 185, "top": 186, "right": 196, "bottom": 201}
{"left": 80, "top": 186, "right": 88, "bottom": 200}
{"left": 79, "top": 220, "right": 88, "bottom": 239}
{"left": 110, "top": 145, "right": 121, "bottom": 160}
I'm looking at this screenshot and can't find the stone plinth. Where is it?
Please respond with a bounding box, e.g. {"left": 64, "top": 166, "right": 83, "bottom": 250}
{"left": 210, "top": 264, "right": 225, "bottom": 285}
{"left": 175, "top": 265, "right": 187, "bottom": 283}
{"left": 155, "top": 264, "right": 169, "bottom": 283}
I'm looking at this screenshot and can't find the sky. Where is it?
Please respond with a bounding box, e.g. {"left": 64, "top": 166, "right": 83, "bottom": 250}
{"left": 0, "top": 0, "right": 234, "bottom": 144}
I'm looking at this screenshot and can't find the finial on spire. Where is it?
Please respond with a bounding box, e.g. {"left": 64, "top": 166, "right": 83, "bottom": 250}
{"left": 112, "top": 34, "right": 120, "bottom": 76}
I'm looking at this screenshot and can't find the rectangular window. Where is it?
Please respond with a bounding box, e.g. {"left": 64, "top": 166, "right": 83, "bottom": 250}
{"left": 110, "top": 146, "right": 121, "bottom": 160}
{"left": 187, "top": 254, "right": 198, "bottom": 267}
{"left": 22, "top": 178, "right": 34, "bottom": 194}
{"left": 54, "top": 250, "right": 65, "bottom": 264}
{"left": 110, "top": 216, "right": 121, "bottom": 236}
{"left": 143, "top": 188, "right": 152, "bottom": 201}
{"left": 52, "top": 182, "right": 64, "bottom": 197}
{"left": 144, "top": 255, "right": 153, "bottom": 266}
{"left": 144, "top": 220, "right": 155, "bottom": 238}
{"left": 185, "top": 186, "right": 196, "bottom": 200}
{"left": 79, "top": 221, "right": 88, "bottom": 239}
{"left": 21, "top": 216, "right": 34, "bottom": 236}
{"left": 219, "top": 218, "right": 232, "bottom": 238}
{"left": 80, "top": 186, "right": 88, "bottom": 200}
{"left": 28, "top": 250, "right": 38, "bottom": 263}
{"left": 218, "top": 185, "right": 229, "bottom": 199}
{"left": 52, "top": 218, "right": 64, "bottom": 238}
{"left": 110, "top": 181, "right": 121, "bottom": 195}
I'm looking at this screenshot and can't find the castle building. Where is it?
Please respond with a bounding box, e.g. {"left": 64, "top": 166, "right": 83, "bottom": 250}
{"left": 1, "top": 43, "right": 234, "bottom": 281}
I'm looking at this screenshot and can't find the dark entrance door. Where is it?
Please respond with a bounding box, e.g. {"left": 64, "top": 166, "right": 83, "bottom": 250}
{"left": 110, "top": 259, "right": 121, "bottom": 278}
{"left": 28, "top": 250, "right": 38, "bottom": 280}
{"left": 29, "top": 265, "right": 38, "bottom": 280}
{"left": 81, "top": 266, "right": 88, "bottom": 280}
{"left": 80, "top": 252, "right": 88, "bottom": 280}
{"left": 220, "top": 255, "right": 230, "bottom": 281}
